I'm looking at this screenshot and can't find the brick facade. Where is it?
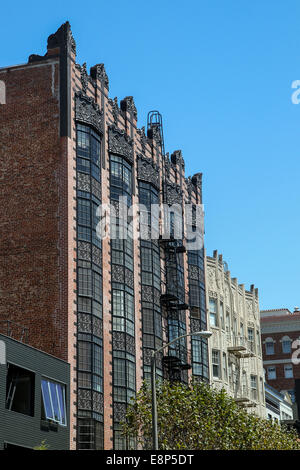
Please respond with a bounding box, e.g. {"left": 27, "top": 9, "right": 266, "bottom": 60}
{"left": 0, "top": 22, "right": 209, "bottom": 449}
{"left": 261, "top": 309, "right": 300, "bottom": 418}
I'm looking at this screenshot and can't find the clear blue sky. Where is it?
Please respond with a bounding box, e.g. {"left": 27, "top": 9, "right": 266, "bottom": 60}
{"left": 1, "top": 0, "right": 299, "bottom": 311}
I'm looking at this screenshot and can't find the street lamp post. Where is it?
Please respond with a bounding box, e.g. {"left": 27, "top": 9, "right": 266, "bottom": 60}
{"left": 151, "top": 330, "right": 212, "bottom": 450}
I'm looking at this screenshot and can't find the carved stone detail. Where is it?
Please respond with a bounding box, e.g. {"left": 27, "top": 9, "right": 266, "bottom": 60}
{"left": 124, "top": 268, "right": 134, "bottom": 289}
{"left": 93, "top": 392, "right": 104, "bottom": 414}
{"left": 114, "top": 403, "right": 127, "bottom": 422}
{"left": 111, "top": 265, "right": 124, "bottom": 283}
{"left": 165, "top": 183, "right": 183, "bottom": 205}
{"left": 93, "top": 316, "right": 103, "bottom": 337}
{"left": 90, "top": 63, "right": 109, "bottom": 90}
{"left": 47, "top": 21, "right": 76, "bottom": 55}
{"left": 120, "top": 96, "right": 137, "bottom": 121}
{"left": 108, "top": 97, "right": 120, "bottom": 126}
{"left": 76, "top": 63, "right": 89, "bottom": 94}
{"left": 126, "top": 333, "right": 136, "bottom": 355}
{"left": 108, "top": 125, "right": 133, "bottom": 163}
{"left": 112, "top": 331, "right": 126, "bottom": 350}
{"left": 77, "top": 241, "right": 91, "bottom": 261}
{"left": 171, "top": 150, "right": 185, "bottom": 168}
{"left": 78, "top": 389, "right": 92, "bottom": 410}
{"left": 137, "top": 155, "right": 160, "bottom": 189}
{"left": 75, "top": 92, "right": 104, "bottom": 134}
{"left": 190, "top": 318, "right": 201, "bottom": 334}
{"left": 141, "top": 285, "right": 153, "bottom": 302}
{"left": 92, "top": 245, "right": 101, "bottom": 266}
{"left": 77, "top": 173, "right": 90, "bottom": 192}
{"left": 137, "top": 127, "right": 148, "bottom": 153}
{"left": 78, "top": 313, "right": 92, "bottom": 334}
{"left": 91, "top": 178, "right": 101, "bottom": 201}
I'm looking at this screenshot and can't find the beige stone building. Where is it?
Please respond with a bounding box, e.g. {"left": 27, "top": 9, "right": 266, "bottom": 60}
{"left": 206, "top": 251, "right": 266, "bottom": 417}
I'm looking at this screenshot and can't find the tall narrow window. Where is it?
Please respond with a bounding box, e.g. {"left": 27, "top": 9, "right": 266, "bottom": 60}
{"left": 209, "top": 299, "right": 218, "bottom": 327}
{"left": 212, "top": 350, "right": 220, "bottom": 378}
{"left": 41, "top": 379, "right": 67, "bottom": 425}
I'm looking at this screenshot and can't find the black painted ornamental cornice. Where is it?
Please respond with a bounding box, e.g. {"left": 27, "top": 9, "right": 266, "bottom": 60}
{"left": 192, "top": 172, "right": 203, "bottom": 191}
{"left": 75, "top": 92, "right": 104, "bottom": 134}
{"left": 171, "top": 150, "right": 185, "bottom": 169}
{"left": 108, "top": 97, "right": 120, "bottom": 126}
{"left": 137, "top": 155, "right": 160, "bottom": 189}
{"left": 185, "top": 176, "right": 195, "bottom": 203}
{"left": 137, "top": 127, "right": 148, "bottom": 153}
{"left": 120, "top": 96, "right": 138, "bottom": 121}
{"left": 165, "top": 182, "right": 183, "bottom": 205}
{"left": 90, "top": 63, "right": 109, "bottom": 91}
{"left": 108, "top": 125, "right": 133, "bottom": 163}
{"left": 47, "top": 21, "right": 76, "bottom": 55}
{"left": 75, "top": 63, "right": 89, "bottom": 94}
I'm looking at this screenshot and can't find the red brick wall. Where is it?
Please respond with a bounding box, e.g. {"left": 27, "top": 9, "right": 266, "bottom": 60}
{"left": 0, "top": 60, "right": 68, "bottom": 360}
{"left": 262, "top": 329, "right": 300, "bottom": 391}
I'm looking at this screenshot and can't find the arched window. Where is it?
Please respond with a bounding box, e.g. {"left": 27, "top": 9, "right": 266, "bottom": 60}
{"left": 0, "top": 81, "right": 6, "bottom": 104}
{"left": 264, "top": 337, "right": 275, "bottom": 355}
{"left": 281, "top": 335, "right": 292, "bottom": 354}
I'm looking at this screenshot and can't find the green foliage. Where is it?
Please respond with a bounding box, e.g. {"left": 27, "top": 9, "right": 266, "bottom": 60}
{"left": 33, "top": 439, "right": 50, "bottom": 450}
{"left": 122, "top": 380, "right": 300, "bottom": 450}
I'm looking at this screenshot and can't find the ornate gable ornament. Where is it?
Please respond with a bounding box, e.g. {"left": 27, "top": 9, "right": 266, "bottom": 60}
{"left": 120, "top": 96, "right": 137, "bottom": 121}
{"left": 165, "top": 182, "right": 183, "bottom": 205}
{"left": 90, "top": 63, "right": 109, "bottom": 91}
{"left": 47, "top": 21, "right": 76, "bottom": 55}
{"left": 137, "top": 127, "right": 148, "bottom": 153}
{"left": 75, "top": 63, "right": 89, "bottom": 94}
{"left": 185, "top": 176, "right": 195, "bottom": 203}
{"left": 171, "top": 150, "right": 185, "bottom": 169}
{"left": 108, "top": 97, "right": 120, "bottom": 126}
{"left": 137, "top": 155, "right": 160, "bottom": 189}
{"left": 75, "top": 92, "right": 104, "bottom": 134}
{"left": 108, "top": 125, "right": 133, "bottom": 163}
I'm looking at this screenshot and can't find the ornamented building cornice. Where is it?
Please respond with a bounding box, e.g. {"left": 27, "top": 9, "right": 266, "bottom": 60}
{"left": 47, "top": 21, "right": 76, "bottom": 55}
{"left": 108, "top": 125, "right": 133, "bottom": 163}
{"left": 137, "top": 154, "right": 160, "bottom": 189}
{"left": 165, "top": 182, "right": 183, "bottom": 205}
{"left": 75, "top": 92, "right": 104, "bottom": 134}
{"left": 120, "top": 96, "right": 137, "bottom": 121}
{"left": 90, "top": 63, "right": 109, "bottom": 91}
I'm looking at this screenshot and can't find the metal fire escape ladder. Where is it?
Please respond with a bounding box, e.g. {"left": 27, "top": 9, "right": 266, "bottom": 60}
{"left": 160, "top": 238, "right": 191, "bottom": 379}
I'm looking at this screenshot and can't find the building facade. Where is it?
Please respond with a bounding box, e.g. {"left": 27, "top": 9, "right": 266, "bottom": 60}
{"left": 0, "top": 333, "right": 70, "bottom": 450}
{"left": 264, "top": 383, "right": 294, "bottom": 422}
{"left": 260, "top": 308, "right": 300, "bottom": 419}
{"left": 0, "top": 22, "right": 209, "bottom": 449}
{"left": 206, "top": 251, "right": 266, "bottom": 417}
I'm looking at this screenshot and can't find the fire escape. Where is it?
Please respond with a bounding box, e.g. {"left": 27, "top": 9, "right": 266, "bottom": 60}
{"left": 147, "top": 111, "right": 191, "bottom": 382}
{"left": 160, "top": 238, "right": 191, "bottom": 381}
{"left": 227, "top": 334, "right": 256, "bottom": 408}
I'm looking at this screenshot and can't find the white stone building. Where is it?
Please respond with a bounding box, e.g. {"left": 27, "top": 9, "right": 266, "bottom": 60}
{"left": 206, "top": 251, "right": 266, "bottom": 417}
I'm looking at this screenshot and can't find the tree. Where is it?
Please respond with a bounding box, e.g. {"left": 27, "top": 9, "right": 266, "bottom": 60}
{"left": 33, "top": 440, "right": 50, "bottom": 450}
{"left": 122, "top": 380, "right": 300, "bottom": 450}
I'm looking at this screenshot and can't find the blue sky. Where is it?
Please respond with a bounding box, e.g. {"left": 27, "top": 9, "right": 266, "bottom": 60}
{"left": 1, "top": 0, "right": 299, "bottom": 310}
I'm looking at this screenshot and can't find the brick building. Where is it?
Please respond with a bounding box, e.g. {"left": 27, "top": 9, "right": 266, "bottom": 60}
{"left": 0, "top": 22, "right": 209, "bottom": 449}
{"left": 260, "top": 308, "right": 300, "bottom": 419}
